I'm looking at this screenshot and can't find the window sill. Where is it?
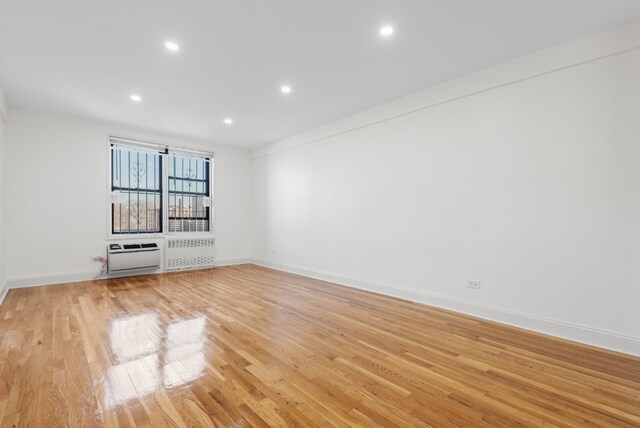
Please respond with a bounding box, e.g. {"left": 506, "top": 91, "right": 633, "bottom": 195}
{"left": 108, "top": 232, "right": 215, "bottom": 241}
{"left": 108, "top": 234, "right": 165, "bottom": 241}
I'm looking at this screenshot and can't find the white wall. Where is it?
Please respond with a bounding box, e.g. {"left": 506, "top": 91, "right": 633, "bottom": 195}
{"left": 252, "top": 21, "right": 640, "bottom": 355}
{"left": 4, "top": 108, "right": 252, "bottom": 285}
{"left": 0, "top": 83, "right": 7, "bottom": 292}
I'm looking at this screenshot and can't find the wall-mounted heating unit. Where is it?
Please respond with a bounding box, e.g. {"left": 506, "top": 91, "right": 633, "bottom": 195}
{"left": 165, "top": 237, "right": 215, "bottom": 271}
{"left": 108, "top": 243, "right": 161, "bottom": 272}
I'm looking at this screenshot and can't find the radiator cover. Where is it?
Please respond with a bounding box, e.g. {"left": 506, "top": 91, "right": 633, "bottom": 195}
{"left": 165, "top": 237, "right": 215, "bottom": 271}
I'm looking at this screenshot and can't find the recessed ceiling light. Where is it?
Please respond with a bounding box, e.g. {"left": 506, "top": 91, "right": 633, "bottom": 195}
{"left": 280, "top": 85, "right": 292, "bottom": 94}
{"left": 380, "top": 26, "right": 394, "bottom": 37}
{"left": 224, "top": 118, "right": 233, "bottom": 125}
{"left": 165, "top": 41, "right": 179, "bottom": 51}
{"left": 130, "top": 94, "right": 142, "bottom": 102}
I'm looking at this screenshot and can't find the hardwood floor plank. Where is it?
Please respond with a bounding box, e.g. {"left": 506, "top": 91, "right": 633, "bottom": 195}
{"left": 0, "top": 264, "right": 637, "bottom": 427}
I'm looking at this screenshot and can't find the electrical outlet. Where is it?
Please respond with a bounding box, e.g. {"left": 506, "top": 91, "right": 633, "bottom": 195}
{"left": 467, "top": 280, "right": 481, "bottom": 289}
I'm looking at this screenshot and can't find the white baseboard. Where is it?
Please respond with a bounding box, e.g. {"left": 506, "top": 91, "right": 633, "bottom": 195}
{"left": 0, "top": 284, "right": 8, "bottom": 307}
{"left": 3, "top": 258, "right": 253, "bottom": 290}
{"left": 6, "top": 259, "right": 637, "bottom": 356}
{"left": 5, "top": 271, "right": 99, "bottom": 289}
{"left": 214, "top": 258, "right": 252, "bottom": 267}
{"left": 251, "top": 259, "right": 640, "bottom": 357}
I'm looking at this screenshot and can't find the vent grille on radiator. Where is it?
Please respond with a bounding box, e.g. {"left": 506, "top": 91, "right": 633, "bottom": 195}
{"left": 165, "top": 237, "right": 215, "bottom": 271}
{"left": 167, "top": 256, "right": 216, "bottom": 270}
{"left": 167, "top": 238, "right": 215, "bottom": 249}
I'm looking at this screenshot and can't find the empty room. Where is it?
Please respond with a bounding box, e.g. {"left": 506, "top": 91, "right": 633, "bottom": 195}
{"left": 0, "top": 0, "right": 639, "bottom": 426}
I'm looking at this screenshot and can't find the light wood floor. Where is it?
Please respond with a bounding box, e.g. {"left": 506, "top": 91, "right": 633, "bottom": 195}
{"left": 0, "top": 265, "right": 638, "bottom": 427}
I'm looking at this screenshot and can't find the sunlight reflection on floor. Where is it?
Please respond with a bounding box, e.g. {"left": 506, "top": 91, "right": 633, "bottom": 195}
{"left": 105, "top": 313, "right": 207, "bottom": 407}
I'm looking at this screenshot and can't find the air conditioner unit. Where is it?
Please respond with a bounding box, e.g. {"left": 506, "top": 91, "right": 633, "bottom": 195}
{"left": 108, "top": 243, "right": 161, "bottom": 273}
{"left": 165, "top": 237, "right": 215, "bottom": 271}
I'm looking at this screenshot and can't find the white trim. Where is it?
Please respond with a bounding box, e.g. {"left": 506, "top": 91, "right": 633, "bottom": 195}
{"left": 5, "top": 271, "right": 99, "bottom": 289}
{"left": 213, "top": 258, "right": 252, "bottom": 267}
{"left": 0, "top": 287, "right": 8, "bottom": 307}
{"left": 107, "top": 234, "right": 166, "bottom": 241}
{"left": 5, "top": 260, "right": 638, "bottom": 356}
{"left": 252, "top": 19, "right": 640, "bottom": 159}
{"left": 251, "top": 259, "right": 640, "bottom": 357}
{"left": 3, "top": 258, "right": 252, "bottom": 289}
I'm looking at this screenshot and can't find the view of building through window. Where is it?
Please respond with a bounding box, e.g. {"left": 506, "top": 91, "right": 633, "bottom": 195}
{"left": 168, "top": 154, "right": 210, "bottom": 232}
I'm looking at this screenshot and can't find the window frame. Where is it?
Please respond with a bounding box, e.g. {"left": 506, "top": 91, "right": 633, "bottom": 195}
{"left": 107, "top": 136, "right": 215, "bottom": 239}
{"left": 110, "top": 144, "right": 165, "bottom": 235}
{"left": 166, "top": 152, "right": 212, "bottom": 233}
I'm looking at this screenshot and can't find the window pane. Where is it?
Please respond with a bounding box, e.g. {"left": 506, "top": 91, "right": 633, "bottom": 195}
{"left": 111, "top": 144, "right": 162, "bottom": 234}
{"left": 113, "top": 192, "right": 161, "bottom": 233}
{"left": 168, "top": 153, "right": 210, "bottom": 233}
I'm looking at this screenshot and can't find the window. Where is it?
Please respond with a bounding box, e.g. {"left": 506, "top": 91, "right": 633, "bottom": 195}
{"left": 111, "top": 145, "right": 163, "bottom": 234}
{"left": 110, "top": 137, "right": 213, "bottom": 235}
{"left": 168, "top": 153, "right": 211, "bottom": 232}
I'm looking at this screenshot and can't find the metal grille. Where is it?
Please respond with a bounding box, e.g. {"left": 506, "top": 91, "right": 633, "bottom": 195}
{"left": 165, "top": 238, "right": 215, "bottom": 271}
{"left": 111, "top": 145, "right": 163, "bottom": 234}
{"left": 168, "top": 154, "right": 210, "bottom": 232}
{"left": 167, "top": 238, "right": 215, "bottom": 249}
{"left": 167, "top": 256, "right": 216, "bottom": 270}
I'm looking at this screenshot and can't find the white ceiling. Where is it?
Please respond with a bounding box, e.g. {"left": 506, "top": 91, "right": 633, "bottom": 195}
{"left": 1, "top": 1, "right": 640, "bottom": 148}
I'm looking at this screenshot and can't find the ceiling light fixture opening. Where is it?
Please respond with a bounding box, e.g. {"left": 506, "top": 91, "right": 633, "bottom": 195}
{"left": 380, "top": 26, "right": 394, "bottom": 37}
{"left": 165, "top": 41, "right": 180, "bottom": 51}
